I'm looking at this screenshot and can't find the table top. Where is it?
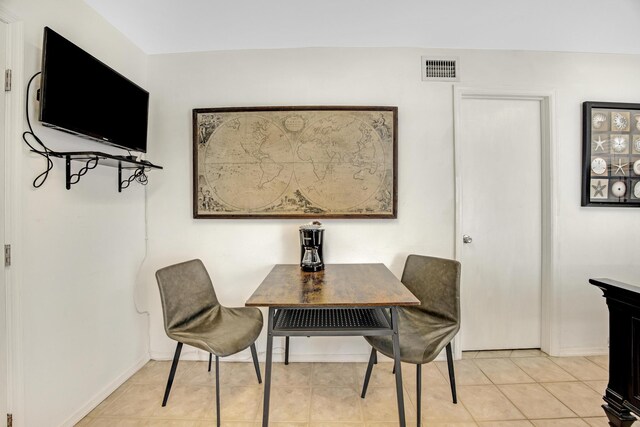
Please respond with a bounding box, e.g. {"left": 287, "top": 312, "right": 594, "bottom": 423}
{"left": 245, "top": 263, "right": 420, "bottom": 308}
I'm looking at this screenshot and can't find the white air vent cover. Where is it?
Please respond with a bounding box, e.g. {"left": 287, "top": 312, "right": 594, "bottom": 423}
{"left": 422, "top": 56, "right": 459, "bottom": 81}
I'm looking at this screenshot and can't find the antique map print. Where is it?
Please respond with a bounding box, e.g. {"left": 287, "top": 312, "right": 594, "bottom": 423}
{"left": 193, "top": 107, "right": 397, "bottom": 218}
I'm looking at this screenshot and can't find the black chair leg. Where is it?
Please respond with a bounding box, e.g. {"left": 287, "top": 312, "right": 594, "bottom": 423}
{"left": 208, "top": 353, "right": 212, "bottom": 372}
{"left": 361, "top": 347, "right": 376, "bottom": 398}
{"left": 445, "top": 342, "right": 457, "bottom": 404}
{"left": 284, "top": 336, "right": 290, "bottom": 365}
{"left": 373, "top": 350, "right": 377, "bottom": 365}
{"left": 416, "top": 364, "right": 422, "bottom": 427}
{"left": 215, "top": 355, "right": 221, "bottom": 427}
{"left": 250, "top": 343, "right": 262, "bottom": 384}
{"left": 162, "top": 342, "right": 183, "bottom": 406}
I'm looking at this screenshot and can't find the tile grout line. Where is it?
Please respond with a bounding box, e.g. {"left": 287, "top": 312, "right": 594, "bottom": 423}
{"left": 469, "top": 357, "right": 581, "bottom": 423}
{"left": 588, "top": 358, "right": 609, "bottom": 371}
{"left": 412, "top": 371, "right": 478, "bottom": 425}
{"left": 580, "top": 379, "right": 607, "bottom": 395}
{"left": 510, "top": 356, "right": 578, "bottom": 383}
{"left": 542, "top": 355, "right": 578, "bottom": 376}
{"left": 457, "top": 383, "right": 526, "bottom": 424}
{"left": 539, "top": 381, "right": 605, "bottom": 419}
{"left": 545, "top": 355, "right": 607, "bottom": 381}
{"left": 471, "top": 357, "right": 536, "bottom": 384}
{"left": 307, "top": 382, "right": 313, "bottom": 424}
{"left": 494, "top": 381, "right": 581, "bottom": 421}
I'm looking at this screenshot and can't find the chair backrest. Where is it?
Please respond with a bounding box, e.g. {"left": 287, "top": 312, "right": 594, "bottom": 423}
{"left": 155, "top": 259, "right": 220, "bottom": 333}
{"left": 401, "top": 254, "right": 461, "bottom": 326}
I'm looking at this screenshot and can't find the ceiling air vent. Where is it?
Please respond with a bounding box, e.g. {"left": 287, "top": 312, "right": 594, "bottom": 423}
{"left": 422, "top": 56, "right": 459, "bottom": 82}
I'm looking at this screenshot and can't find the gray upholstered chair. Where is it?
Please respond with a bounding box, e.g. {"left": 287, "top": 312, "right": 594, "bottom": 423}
{"left": 361, "top": 254, "right": 461, "bottom": 426}
{"left": 156, "top": 259, "right": 263, "bottom": 426}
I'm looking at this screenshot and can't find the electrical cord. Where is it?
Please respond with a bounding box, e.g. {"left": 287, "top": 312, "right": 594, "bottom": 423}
{"left": 135, "top": 167, "right": 149, "bottom": 185}
{"left": 120, "top": 167, "right": 149, "bottom": 190}
{"left": 22, "top": 72, "right": 56, "bottom": 188}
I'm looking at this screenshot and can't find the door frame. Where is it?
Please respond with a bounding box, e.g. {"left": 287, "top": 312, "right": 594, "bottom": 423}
{"left": 0, "top": 5, "right": 25, "bottom": 424}
{"left": 452, "top": 87, "right": 559, "bottom": 358}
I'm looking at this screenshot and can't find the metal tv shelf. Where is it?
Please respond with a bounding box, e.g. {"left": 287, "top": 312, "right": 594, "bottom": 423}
{"left": 42, "top": 151, "right": 163, "bottom": 192}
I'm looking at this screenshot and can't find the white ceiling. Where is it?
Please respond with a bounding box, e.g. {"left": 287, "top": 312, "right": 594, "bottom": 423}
{"left": 84, "top": 0, "right": 640, "bottom": 55}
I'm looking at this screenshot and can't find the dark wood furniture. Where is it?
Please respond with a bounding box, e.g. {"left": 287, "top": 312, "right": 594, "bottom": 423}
{"left": 590, "top": 278, "right": 640, "bottom": 427}
{"left": 246, "top": 263, "right": 420, "bottom": 427}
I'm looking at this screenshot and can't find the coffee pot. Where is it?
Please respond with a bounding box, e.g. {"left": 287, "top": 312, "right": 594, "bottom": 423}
{"left": 299, "top": 222, "right": 324, "bottom": 272}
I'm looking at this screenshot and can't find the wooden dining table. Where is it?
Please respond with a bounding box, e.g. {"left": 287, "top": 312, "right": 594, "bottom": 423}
{"left": 246, "top": 263, "right": 420, "bottom": 427}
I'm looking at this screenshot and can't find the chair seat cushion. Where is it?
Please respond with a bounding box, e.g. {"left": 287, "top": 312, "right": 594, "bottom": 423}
{"left": 365, "top": 307, "right": 459, "bottom": 364}
{"left": 168, "top": 306, "right": 263, "bottom": 357}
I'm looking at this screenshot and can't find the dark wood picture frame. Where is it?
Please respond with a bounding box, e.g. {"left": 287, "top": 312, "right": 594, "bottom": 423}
{"left": 582, "top": 101, "right": 640, "bottom": 207}
{"left": 193, "top": 106, "right": 398, "bottom": 219}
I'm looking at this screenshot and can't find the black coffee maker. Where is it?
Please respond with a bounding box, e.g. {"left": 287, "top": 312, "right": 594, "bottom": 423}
{"left": 299, "top": 222, "right": 324, "bottom": 272}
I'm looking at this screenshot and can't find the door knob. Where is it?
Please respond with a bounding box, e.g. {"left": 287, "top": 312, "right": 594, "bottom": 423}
{"left": 463, "top": 234, "right": 473, "bottom": 244}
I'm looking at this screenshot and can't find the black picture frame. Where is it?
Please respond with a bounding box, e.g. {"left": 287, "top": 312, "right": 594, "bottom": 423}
{"left": 582, "top": 101, "right": 640, "bottom": 207}
{"left": 192, "top": 106, "right": 398, "bottom": 219}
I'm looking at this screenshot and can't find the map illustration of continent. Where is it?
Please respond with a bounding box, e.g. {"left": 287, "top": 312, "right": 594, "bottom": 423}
{"left": 193, "top": 107, "right": 397, "bottom": 218}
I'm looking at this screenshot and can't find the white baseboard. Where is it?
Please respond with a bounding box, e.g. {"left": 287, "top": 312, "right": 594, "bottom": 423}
{"left": 556, "top": 346, "right": 609, "bottom": 357}
{"left": 62, "top": 355, "right": 150, "bottom": 427}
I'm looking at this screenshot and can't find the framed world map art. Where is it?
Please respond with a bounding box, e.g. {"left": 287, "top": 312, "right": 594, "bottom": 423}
{"left": 582, "top": 101, "right": 640, "bottom": 207}
{"left": 192, "top": 106, "right": 398, "bottom": 218}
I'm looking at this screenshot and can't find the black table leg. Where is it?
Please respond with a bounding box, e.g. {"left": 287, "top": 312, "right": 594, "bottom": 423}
{"left": 285, "top": 336, "right": 289, "bottom": 365}
{"left": 361, "top": 347, "right": 376, "bottom": 398}
{"left": 390, "top": 306, "right": 406, "bottom": 427}
{"left": 262, "top": 307, "right": 275, "bottom": 427}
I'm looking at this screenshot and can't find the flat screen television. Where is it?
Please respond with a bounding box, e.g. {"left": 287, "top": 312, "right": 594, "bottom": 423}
{"left": 39, "top": 27, "right": 149, "bottom": 153}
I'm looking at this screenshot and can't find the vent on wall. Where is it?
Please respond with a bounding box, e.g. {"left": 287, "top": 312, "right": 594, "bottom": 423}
{"left": 422, "top": 56, "right": 459, "bottom": 81}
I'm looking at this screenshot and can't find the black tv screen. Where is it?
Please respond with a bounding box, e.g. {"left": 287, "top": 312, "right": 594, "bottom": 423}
{"left": 39, "top": 27, "right": 149, "bottom": 153}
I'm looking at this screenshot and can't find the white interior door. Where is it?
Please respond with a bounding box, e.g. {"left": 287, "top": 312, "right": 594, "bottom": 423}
{"left": 458, "top": 96, "right": 542, "bottom": 350}
{"left": 0, "top": 20, "right": 7, "bottom": 421}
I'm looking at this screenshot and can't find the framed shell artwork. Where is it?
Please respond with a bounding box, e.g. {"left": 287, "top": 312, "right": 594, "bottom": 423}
{"left": 582, "top": 101, "right": 640, "bottom": 207}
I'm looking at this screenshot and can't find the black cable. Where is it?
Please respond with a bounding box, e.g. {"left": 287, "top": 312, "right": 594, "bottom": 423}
{"left": 22, "top": 71, "right": 56, "bottom": 188}
{"left": 135, "top": 167, "right": 149, "bottom": 185}
{"left": 120, "top": 167, "right": 149, "bottom": 190}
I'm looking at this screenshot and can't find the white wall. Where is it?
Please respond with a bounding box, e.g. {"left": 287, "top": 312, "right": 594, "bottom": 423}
{"left": 143, "top": 47, "right": 640, "bottom": 362}
{"left": 83, "top": 0, "right": 640, "bottom": 55}
{"left": 3, "top": 0, "right": 150, "bottom": 425}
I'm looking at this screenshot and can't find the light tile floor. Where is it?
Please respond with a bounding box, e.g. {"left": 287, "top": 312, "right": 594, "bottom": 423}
{"left": 77, "top": 350, "right": 612, "bottom": 426}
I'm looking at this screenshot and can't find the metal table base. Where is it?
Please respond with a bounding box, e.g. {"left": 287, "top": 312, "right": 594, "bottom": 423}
{"left": 261, "top": 306, "right": 406, "bottom": 427}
